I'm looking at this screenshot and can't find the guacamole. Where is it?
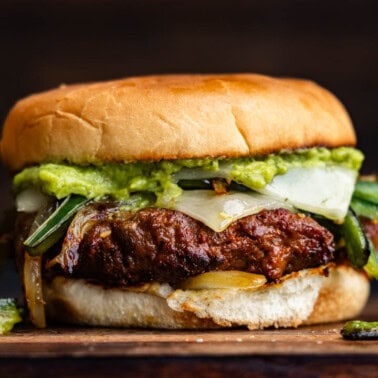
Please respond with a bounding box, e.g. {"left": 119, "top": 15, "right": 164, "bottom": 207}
{"left": 14, "top": 147, "right": 364, "bottom": 208}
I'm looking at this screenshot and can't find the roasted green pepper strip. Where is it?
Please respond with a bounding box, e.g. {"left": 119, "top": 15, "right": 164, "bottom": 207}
{"left": 178, "top": 179, "right": 250, "bottom": 192}
{"left": 342, "top": 209, "right": 370, "bottom": 268}
{"left": 341, "top": 320, "right": 378, "bottom": 340}
{"left": 177, "top": 179, "right": 213, "bottom": 190}
{"left": 353, "top": 181, "right": 378, "bottom": 205}
{"left": 364, "top": 239, "right": 378, "bottom": 279}
{"left": 351, "top": 197, "right": 378, "bottom": 220}
{"left": 24, "top": 195, "right": 88, "bottom": 256}
{"left": 0, "top": 298, "right": 22, "bottom": 335}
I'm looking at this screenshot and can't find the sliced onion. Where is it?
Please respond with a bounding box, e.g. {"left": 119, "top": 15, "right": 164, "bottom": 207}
{"left": 48, "top": 204, "right": 119, "bottom": 273}
{"left": 173, "top": 190, "right": 294, "bottom": 232}
{"left": 23, "top": 253, "right": 46, "bottom": 328}
{"left": 180, "top": 270, "right": 267, "bottom": 290}
{"left": 257, "top": 167, "right": 357, "bottom": 222}
{"left": 16, "top": 189, "right": 51, "bottom": 213}
{"left": 22, "top": 201, "right": 55, "bottom": 328}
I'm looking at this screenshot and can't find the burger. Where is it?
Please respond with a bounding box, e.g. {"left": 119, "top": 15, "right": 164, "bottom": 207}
{"left": 0, "top": 74, "right": 375, "bottom": 329}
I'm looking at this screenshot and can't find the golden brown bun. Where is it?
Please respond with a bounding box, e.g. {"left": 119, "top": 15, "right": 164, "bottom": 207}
{"left": 1, "top": 74, "right": 356, "bottom": 171}
{"left": 43, "top": 265, "right": 369, "bottom": 329}
{"left": 305, "top": 264, "right": 370, "bottom": 324}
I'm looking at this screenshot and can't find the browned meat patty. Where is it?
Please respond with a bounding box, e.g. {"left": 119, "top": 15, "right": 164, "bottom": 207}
{"left": 45, "top": 204, "right": 335, "bottom": 286}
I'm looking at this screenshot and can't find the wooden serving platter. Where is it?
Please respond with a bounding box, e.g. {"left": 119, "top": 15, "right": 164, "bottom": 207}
{"left": 1, "top": 297, "right": 378, "bottom": 358}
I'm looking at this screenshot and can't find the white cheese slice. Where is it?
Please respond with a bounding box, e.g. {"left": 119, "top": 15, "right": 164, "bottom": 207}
{"left": 172, "top": 167, "right": 357, "bottom": 232}
{"left": 257, "top": 166, "right": 357, "bottom": 222}
{"left": 173, "top": 190, "right": 294, "bottom": 232}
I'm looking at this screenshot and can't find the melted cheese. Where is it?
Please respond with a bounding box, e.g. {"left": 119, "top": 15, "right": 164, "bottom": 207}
{"left": 173, "top": 190, "right": 294, "bottom": 232}
{"left": 172, "top": 167, "right": 357, "bottom": 232}
{"left": 257, "top": 166, "right": 357, "bottom": 222}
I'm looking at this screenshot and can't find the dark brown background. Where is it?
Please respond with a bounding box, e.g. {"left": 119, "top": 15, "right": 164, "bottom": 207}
{"left": 1, "top": 1, "right": 378, "bottom": 174}
{"left": 0, "top": 0, "right": 377, "bottom": 291}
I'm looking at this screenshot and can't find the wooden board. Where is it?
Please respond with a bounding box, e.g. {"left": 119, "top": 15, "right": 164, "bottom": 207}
{"left": 1, "top": 297, "right": 378, "bottom": 358}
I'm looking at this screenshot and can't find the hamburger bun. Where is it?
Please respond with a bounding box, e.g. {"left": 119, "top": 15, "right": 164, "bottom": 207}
{"left": 1, "top": 74, "right": 355, "bottom": 171}
{"left": 44, "top": 265, "right": 369, "bottom": 329}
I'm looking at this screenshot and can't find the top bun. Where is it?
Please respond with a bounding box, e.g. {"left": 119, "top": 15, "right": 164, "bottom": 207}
{"left": 1, "top": 74, "right": 356, "bottom": 171}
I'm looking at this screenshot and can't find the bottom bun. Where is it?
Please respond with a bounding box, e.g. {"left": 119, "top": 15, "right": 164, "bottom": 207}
{"left": 43, "top": 265, "right": 369, "bottom": 329}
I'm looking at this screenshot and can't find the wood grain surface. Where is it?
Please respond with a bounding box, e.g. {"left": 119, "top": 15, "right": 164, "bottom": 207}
{"left": 0, "top": 295, "right": 377, "bottom": 378}
{"left": 1, "top": 297, "right": 378, "bottom": 358}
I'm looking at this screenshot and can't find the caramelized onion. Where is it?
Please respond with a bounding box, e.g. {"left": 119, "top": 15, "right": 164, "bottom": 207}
{"left": 22, "top": 200, "right": 55, "bottom": 328}
{"left": 48, "top": 204, "right": 118, "bottom": 273}
{"left": 180, "top": 270, "right": 267, "bottom": 290}
{"left": 23, "top": 253, "right": 45, "bottom": 328}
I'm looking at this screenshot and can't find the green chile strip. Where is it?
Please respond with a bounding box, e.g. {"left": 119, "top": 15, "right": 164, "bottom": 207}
{"left": 0, "top": 298, "right": 22, "bottom": 335}
{"left": 342, "top": 209, "right": 370, "bottom": 269}
{"left": 24, "top": 195, "right": 88, "bottom": 256}
{"left": 342, "top": 320, "right": 378, "bottom": 340}
{"left": 351, "top": 197, "right": 378, "bottom": 220}
{"left": 353, "top": 181, "right": 378, "bottom": 205}
{"left": 364, "top": 239, "right": 378, "bottom": 279}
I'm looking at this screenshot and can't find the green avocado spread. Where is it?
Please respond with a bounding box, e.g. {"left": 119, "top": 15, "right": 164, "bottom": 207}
{"left": 14, "top": 147, "right": 364, "bottom": 208}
